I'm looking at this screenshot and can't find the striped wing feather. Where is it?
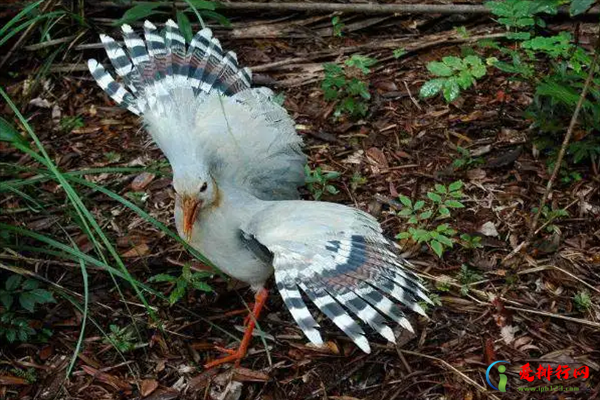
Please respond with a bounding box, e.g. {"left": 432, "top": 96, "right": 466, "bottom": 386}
{"left": 241, "top": 202, "right": 432, "bottom": 352}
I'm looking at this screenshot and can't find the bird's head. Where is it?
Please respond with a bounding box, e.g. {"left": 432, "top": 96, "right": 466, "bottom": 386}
{"left": 173, "top": 165, "right": 218, "bottom": 242}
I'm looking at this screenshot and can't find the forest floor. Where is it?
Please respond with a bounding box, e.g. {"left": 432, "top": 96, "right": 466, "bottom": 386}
{"left": 0, "top": 1, "right": 599, "bottom": 400}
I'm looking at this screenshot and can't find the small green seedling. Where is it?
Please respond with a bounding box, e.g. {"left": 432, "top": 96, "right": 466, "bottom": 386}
{"left": 420, "top": 55, "right": 489, "bottom": 103}
{"left": 396, "top": 181, "right": 465, "bottom": 257}
{"left": 322, "top": 55, "right": 377, "bottom": 118}
{"left": 305, "top": 165, "right": 341, "bottom": 200}
{"left": 149, "top": 263, "right": 213, "bottom": 305}
{"left": 457, "top": 264, "right": 483, "bottom": 295}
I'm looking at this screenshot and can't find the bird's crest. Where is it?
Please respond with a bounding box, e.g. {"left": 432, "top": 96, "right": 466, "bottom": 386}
{"left": 87, "top": 20, "right": 252, "bottom": 116}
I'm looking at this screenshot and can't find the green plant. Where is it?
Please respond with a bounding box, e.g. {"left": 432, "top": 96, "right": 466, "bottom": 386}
{"left": 59, "top": 116, "right": 84, "bottom": 132}
{"left": 419, "top": 293, "right": 442, "bottom": 312}
{"left": 531, "top": 205, "right": 569, "bottom": 233}
{"left": 393, "top": 48, "right": 407, "bottom": 59}
{"left": 573, "top": 290, "right": 592, "bottom": 311}
{"left": 395, "top": 181, "right": 465, "bottom": 257}
{"left": 436, "top": 278, "right": 452, "bottom": 292}
{"left": 149, "top": 264, "right": 213, "bottom": 305}
{"left": 113, "top": 1, "right": 230, "bottom": 32}
{"left": 105, "top": 324, "right": 139, "bottom": 353}
{"left": 9, "top": 367, "right": 37, "bottom": 384}
{"left": 460, "top": 233, "right": 484, "bottom": 249}
{"left": 420, "top": 55, "right": 490, "bottom": 102}
{"left": 457, "top": 264, "right": 483, "bottom": 295}
{"left": 452, "top": 146, "right": 484, "bottom": 170}
{"left": 456, "top": 26, "right": 470, "bottom": 38}
{"left": 304, "top": 165, "right": 341, "bottom": 200}
{"left": 350, "top": 172, "right": 368, "bottom": 190}
{"left": 0, "top": 274, "right": 55, "bottom": 343}
{"left": 332, "top": 15, "right": 345, "bottom": 37}
{"left": 321, "top": 55, "right": 377, "bottom": 118}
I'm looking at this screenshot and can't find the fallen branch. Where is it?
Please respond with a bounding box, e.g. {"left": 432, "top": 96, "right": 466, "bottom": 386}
{"left": 95, "top": 1, "right": 600, "bottom": 16}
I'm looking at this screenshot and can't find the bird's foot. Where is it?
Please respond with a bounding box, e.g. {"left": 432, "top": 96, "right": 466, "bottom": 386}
{"left": 204, "top": 347, "right": 246, "bottom": 369}
{"left": 203, "top": 288, "right": 269, "bottom": 369}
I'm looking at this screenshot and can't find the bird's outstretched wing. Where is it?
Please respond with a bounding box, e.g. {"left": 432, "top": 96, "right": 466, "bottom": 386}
{"left": 87, "top": 20, "right": 305, "bottom": 200}
{"left": 240, "top": 202, "right": 432, "bottom": 352}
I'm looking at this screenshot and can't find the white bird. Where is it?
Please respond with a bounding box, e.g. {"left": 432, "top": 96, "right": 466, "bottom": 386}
{"left": 88, "top": 20, "right": 431, "bottom": 367}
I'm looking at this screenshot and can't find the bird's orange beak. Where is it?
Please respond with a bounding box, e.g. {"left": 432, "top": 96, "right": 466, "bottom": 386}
{"left": 182, "top": 196, "right": 202, "bottom": 242}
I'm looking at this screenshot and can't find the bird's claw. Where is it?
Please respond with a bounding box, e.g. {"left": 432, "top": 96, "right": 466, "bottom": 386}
{"left": 204, "top": 348, "right": 244, "bottom": 369}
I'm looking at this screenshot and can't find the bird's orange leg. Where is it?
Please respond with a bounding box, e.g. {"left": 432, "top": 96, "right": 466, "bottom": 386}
{"left": 204, "top": 288, "right": 268, "bottom": 369}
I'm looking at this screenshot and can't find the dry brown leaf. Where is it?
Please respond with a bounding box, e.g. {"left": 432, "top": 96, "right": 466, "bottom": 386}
{"left": 121, "top": 243, "right": 150, "bottom": 258}
{"left": 131, "top": 172, "right": 156, "bottom": 191}
{"left": 140, "top": 379, "right": 158, "bottom": 398}
{"left": 0, "top": 375, "right": 29, "bottom": 386}
{"left": 232, "top": 367, "right": 269, "bottom": 382}
{"left": 81, "top": 365, "right": 132, "bottom": 392}
{"left": 366, "top": 147, "right": 389, "bottom": 169}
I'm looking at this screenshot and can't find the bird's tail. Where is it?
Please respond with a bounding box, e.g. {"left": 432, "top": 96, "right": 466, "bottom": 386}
{"left": 87, "top": 20, "right": 252, "bottom": 116}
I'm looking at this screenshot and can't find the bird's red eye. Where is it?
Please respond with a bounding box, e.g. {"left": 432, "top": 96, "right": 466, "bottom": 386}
{"left": 199, "top": 182, "right": 208, "bottom": 192}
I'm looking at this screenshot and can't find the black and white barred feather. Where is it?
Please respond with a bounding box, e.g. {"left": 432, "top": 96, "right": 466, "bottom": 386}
{"left": 241, "top": 201, "right": 432, "bottom": 353}
{"left": 87, "top": 20, "right": 252, "bottom": 116}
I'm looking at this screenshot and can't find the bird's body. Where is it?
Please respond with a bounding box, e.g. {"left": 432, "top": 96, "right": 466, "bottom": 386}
{"left": 88, "top": 20, "right": 431, "bottom": 364}
{"left": 176, "top": 183, "right": 271, "bottom": 288}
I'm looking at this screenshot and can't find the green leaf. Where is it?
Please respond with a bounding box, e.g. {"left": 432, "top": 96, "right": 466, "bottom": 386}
{"left": 176, "top": 11, "right": 193, "bottom": 43}
{"left": 393, "top": 48, "right": 406, "bottom": 59}
{"left": 456, "top": 70, "right": 475, "bottom": 90}
{"left": 420, "top": 78, "right": 446, "bottom": 98}
{"left": 536, "top": 80, "right": 580, "bottom": 106}
{"left": 399, "top": 195, "right": 412, "bottom": 208}
{"left": 395, "top": 232, "right": 411, "bottom": 239}
{"left": 201, "top": 10, "right": 231, "bottom": 27}
{"left": 5, "top": 275, "right": 22, "bottom": 291}
{"left": 324, "top": 171, "right": 341, "bottom": 180}
{"left": 438, "top": 206, "right": 450, "bottom": 216}
{"left": 430, "top": 240, "right": 444, "bottom": 257}
{"left": 436, "top": 223, "right": 450, "bottom": 232}
{"left": 408, "top": 216, "right": 418, "bottom": 224}
{"left": 436, "top": 234, "right": 454, "bottom": 247}
{"left": 28, "top": 289, "right": 55, "bottom": 304}
{"left": 325, "top": 185, "right": 339, "bottom": 194}
{"left": 427, "top": 192, "right": 442, "bottom": 203}
{"left": 148, "top": 274, "right": 177, "bottom": 283}
{"left": 0, "top": 292, "right": 13, "bottom": 310}
{"left": 19, "top": 292, "right": 36, "bottom": 312}
{"left": 570, "top": 0, "right": 595, "bottom": 15}
{"left": 186, "top": 0, "right": 217, "bottom": 10}
{"left": 113, "top": 3, "right": 166, "bottom": 26}
{"left": 448, "top": 181, "right": 463, "bottom": 191}
{"left": 419, "top": 210, "right": 433, "bottom": 219}
{"left": 21, "top": 279, "right": 39, "bottom": 290}
{"left": 443, "top": 78, "right": 461, "bottom": 103}
{"left": 442, "top": 56, "right": 464, "bottom": 70}
{"left": 398, "top": 208, "right": 413, "bottom": 216}
{"left": 6, "top": 329, "right": 16, "bottom": 343}
{"left": 413, "top": 200, "right": 425, "bottom": 211}
{"left": 445, "top": 200, "right": 465, "bottom": 208}
{"left": 0, "top": 117, "right": 29, "bottom": 147}
{"left": 427, "top": 61, "right": 453, "bottom": 77}
{"left": 434, "top": 184, "right": 447, "bottom": 194}
{"left": 192, "top": 280, "right": 212, "bottom": 292}
{"left": 169, "top": 283, "right": 187, "bottom": 305}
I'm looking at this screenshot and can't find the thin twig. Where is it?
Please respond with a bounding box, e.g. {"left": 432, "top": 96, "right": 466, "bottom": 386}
{"left": 528, "top": 26, "right": 600, "bottom": 240}
{"left": 399, "top": 350, "right": 502, "bottom": 400}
